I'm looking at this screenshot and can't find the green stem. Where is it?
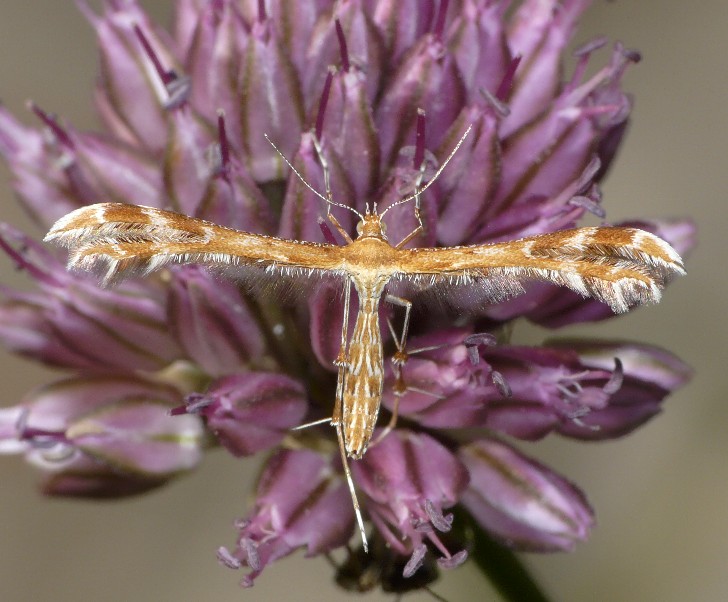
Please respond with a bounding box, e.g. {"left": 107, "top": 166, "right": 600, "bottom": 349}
{"left": 453, "top": 506, "right": 553, "bottom": 602}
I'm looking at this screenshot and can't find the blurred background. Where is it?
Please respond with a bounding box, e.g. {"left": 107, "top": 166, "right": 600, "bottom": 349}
{"left": 0, "top": 1, "right": 724, "bottom": 600}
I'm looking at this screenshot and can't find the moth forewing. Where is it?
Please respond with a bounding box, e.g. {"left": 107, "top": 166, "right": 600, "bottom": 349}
{"left": 45, "top": 203, "right": 347, "bottom": 284}
{"left": 395, "top": 226, "right": 685, "bottom": 313}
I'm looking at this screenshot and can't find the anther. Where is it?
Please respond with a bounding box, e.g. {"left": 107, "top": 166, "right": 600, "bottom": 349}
{"left": 257, "top": 0, "right": 267, "bottom": 23}
{"left": 432, "top": 0, "right": 449, "bottom": 42}
{"left": 216, "top": 110, "right": 231, "bottom": 178}
{"left": 603, "top": 357, "right": 624, "bottom": 395}
{"left": 335, "top": 19, "right": 350, "bottom": 72}
{"left": 315, "top": 67, "right": 335, "bottom": 141}
{"left": 28, "top": 102, "right": 74, "bottom": 149}
{"left": 318, "top": 217, "right": 338, "bottom": 245}
{"left": 495, "top": 55, "right": 522, "bottom": 101}
{"left": 134, "top": 25, "right": 189, "bottom": 108}
{"left": 403, "top": 543, "right": 427, "bottom": 578}
{"left": 414, "top": 108, "right": 427, "bottom": 171}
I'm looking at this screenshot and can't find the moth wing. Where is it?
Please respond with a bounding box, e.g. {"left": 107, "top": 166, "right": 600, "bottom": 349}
{"left": 394, "top": 227, "right": 685, "bottom": 313}
{"left": 45, "top": 203, "right": 346, "bottom": 287}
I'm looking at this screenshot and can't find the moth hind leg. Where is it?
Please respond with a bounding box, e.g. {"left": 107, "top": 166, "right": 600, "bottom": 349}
{"left": 370, "top": 294, "right": 414, "bottom": 447}
{"left": 376, "top": 294, "right": 465, "bottom": 448}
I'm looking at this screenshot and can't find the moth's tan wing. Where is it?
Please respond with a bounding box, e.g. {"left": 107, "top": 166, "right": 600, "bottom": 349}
{"left": 396, "top": 227, "right": 685, "bottom": 313}
{"left": 45, "top": 203, "right": 345, "bottom": 284}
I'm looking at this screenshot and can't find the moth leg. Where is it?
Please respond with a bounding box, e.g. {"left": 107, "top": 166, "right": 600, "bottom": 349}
{"left": 336, "top": 422, "right": 368, "bottom": 553}
{"left": 394, "top": 214, "right": 423, "bottom": 249}
{"left": 371, "top": 294, "right": 412, "bottom": 446}
{"left": 394, "top": 158, "right": 426, "bottom": 249}
{"left": 332, "top": 280, "right": 353, "bottom": 429}
{"left": 312, "top": 135, "right": 353, "bottom": 244}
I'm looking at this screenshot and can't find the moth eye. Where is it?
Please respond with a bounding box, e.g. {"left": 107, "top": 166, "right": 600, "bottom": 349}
{"left": 356, "top": 221, "right": 363, "bottom": 235}
{"left": 380, "top": 221, "right": 387, "bottom": 235}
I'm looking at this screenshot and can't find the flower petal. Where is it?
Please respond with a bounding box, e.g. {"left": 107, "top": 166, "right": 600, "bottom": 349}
{"left": 460, "top": 438, "right": 594, "bottom": 551}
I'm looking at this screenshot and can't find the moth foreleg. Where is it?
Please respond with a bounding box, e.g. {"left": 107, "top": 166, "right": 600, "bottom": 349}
{"left": 311, "top": 134, "right": 354, "bottom": 244}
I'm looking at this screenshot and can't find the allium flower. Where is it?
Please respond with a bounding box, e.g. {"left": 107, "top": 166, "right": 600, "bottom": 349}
{"left": 0, "top": 0, "right": 693, "bottom": 596}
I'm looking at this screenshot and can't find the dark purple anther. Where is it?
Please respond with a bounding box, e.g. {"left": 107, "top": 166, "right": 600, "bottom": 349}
{"left": 495, "top": 55, "right": 522, "bottom": 101}
{"left": 315, "top": 68, "right": 334, "bottom": 141}
{"left": 335, "top": 19, "right": 350, "bottom": 72}
{"left": 133, "top": 24, "right": 176, "bottom": 85}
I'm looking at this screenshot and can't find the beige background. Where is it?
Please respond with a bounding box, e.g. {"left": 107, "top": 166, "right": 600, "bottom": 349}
{"left": 0, "top": 2, "right": 724, "bottom": 601}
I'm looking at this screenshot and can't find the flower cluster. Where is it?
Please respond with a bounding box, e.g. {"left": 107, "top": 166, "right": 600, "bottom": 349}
{"left": 0, "top": 0, "right": 692, "bottom": 592}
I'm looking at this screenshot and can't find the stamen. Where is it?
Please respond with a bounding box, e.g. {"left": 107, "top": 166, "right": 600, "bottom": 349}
{"left": 315, "top": 67, "right": 335, "bottom": 141}
{"left": 569, "top": 195, "right": 606, "bottom": 219}
{"left": 134, "top": 24, "right": 189, "bottom": 108}
{"left": 216, "top": 546, "right": 241, "bottom": 569}
{"left": 28, "top": 102, "right": 74, "bottom": 149}
{"left": 412, "top": 517, "right": 434, "bottom": 533}
{"left": 432, "top": 0, "right": 449, "bottom": 42}
{"left": 574, "top": 36, "right": 609, "bottom": 58}
{"left": 318, "top": 217, "right": 338, "bottom": 245}
{"left": 620, "top": 46, "right": 642, "bottom": 64}
{"left": 0, "top": 225, "right": 58, "bottom": 285}
{"left": 437, "top": 549, "right": 468, "bottom": 569}
{"left": 335, "top": 19, "right": 350, "bottom": 72}
{"left": 463, "top": 332, "right": 497, "bottom": 365}
{"left": 215, "top": 109, "right": 231, "bottom": 179}
{"left": 557, "top": 381, "right": 583, "bottom": 398}
{"left": 464, "top": 332, "right": 497, "bottom": 348}
{"left": 241, "top": 537, "right": 261, "bottom": 571}
{"left": 479, "top": 87, "right": 510, "bottom": 118}
{"left": 495, "top": 55, "right": 522, "bottom": 101}
{"left": 603, "top": 358, "right": 624, "bottom": 395}
{"left": 491, "top": 370, "right": 512, "bottom": 397}
{"left": 175, "top": 392, "right": 215, "bottom": 414}
{"left": 18, "top": 423, "right": 68, "bottom": 448}
{"left": 466, "top": 345, "right": 479, "bottom": 366}
{"left": 257, "top": 0, "right": 267, "bottom": 23}
{"left": 570, "top": 37, "right": 609, "bottom": 89}
{"left": 424, "top": 499, "right": 453, "bottom": 533}
{"left": 413, "top": 108, "right": 426, "bottom": 170}
{"left": 265, "top": 133, "right": 364, "bottom": 219}
{"left": 133, "top": 25, "right": 176, "bottom": 85}
{"left": 381, "top": 124, "right": 472, "bottom": 217}
{"left": 575, "top": 156, "right": 602, "bottom": 193}
{"left": 403, "top": 543, "right": 427, "bottom": 578}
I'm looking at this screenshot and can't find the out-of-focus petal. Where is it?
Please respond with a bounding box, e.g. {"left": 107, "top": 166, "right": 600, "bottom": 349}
{"left": 354, "top": 429, "right": 468, "bottom": 560}
{"left": 219, "top": 449, "right": 353, "bottom": 586}
{"left": 460, "top": 438, "right": 594, "bottom": 551}
{"left": 80, "top": 0, "right": 181, "bottom": 150}
{"left": 168, "top": 265, "right": 267, "bottom": 376}
{"left": 184, "top": 372, "right": 307, "bottom": 456}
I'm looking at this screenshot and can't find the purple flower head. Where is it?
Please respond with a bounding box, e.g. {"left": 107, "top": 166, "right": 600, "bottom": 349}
{"left": 459, "top": 438, "right": 594, "bottom": 552}
{"left": 353, "top": 430, "right": 469, "bottom": 571}
{"left": 179, "top": 372, "right": 308, "bottom": 456}
{"left": 0, "top": 374, "right": 203, "bottom": 498}
{"left": 0, "top": 0, "right": 692, "bottom": 595}
{"left": 217, "top": 448, "right": 354, "bottom": 587}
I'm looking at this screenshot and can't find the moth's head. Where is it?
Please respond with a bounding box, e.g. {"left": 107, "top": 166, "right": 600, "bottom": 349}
{"left": 355, "top": 212, "right": 387, "bottom": 241}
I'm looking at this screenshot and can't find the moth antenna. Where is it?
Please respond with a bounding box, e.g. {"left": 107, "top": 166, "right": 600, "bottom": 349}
{"left": 381, "top": 124, "right": 473, "bottom": 218}
{"left": 336, "top": 424, "right": 369, "bottom": 553}
{"left": 264, "top": 133, "right": 363, "bottom": 220}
